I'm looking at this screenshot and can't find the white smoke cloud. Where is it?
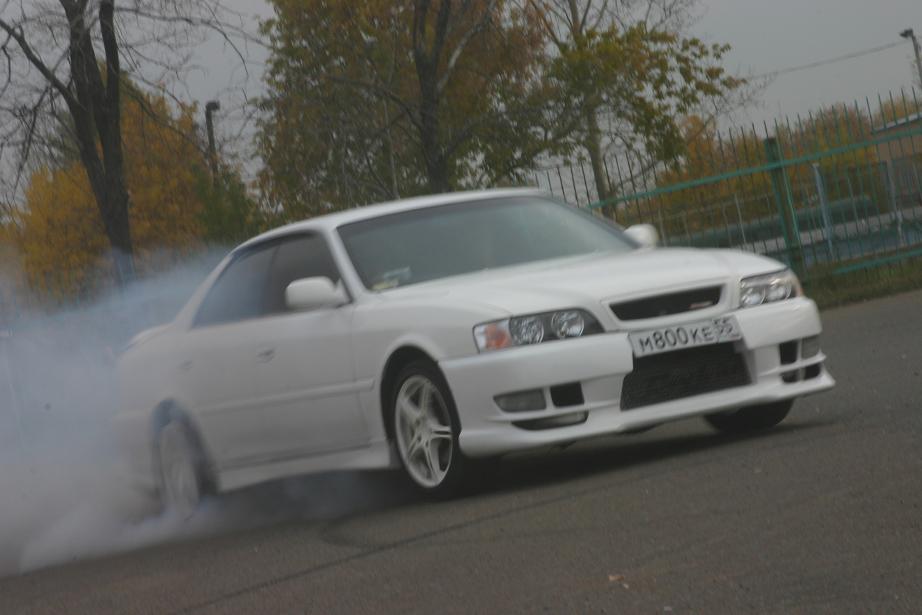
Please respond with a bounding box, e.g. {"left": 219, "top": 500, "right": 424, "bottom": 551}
{"left": 0, "top": 250, "right": 415, "bottom": 577}
{"left": 0, "top": 252, "right": 222, "bottom": 574}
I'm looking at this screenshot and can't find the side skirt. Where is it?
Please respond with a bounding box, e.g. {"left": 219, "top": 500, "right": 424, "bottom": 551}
{"left": 216, "top": 439, "right": 399, "bottom": 492}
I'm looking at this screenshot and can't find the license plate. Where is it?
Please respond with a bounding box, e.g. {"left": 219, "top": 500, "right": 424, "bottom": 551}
{"left": 629, "top": 317, "right": 742, "bottom": 357}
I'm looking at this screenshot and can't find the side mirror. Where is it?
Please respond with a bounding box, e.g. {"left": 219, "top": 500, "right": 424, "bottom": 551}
{"left": 285, "top": 277, "right": 347, "bottom": 311}
{"left": 624, "top": 224, "right": 659, "bottom": 249}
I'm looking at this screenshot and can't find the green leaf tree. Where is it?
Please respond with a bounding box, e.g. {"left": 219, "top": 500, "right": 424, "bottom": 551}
{"left": 256, "top": 0, "right": 552, "bottom": 216}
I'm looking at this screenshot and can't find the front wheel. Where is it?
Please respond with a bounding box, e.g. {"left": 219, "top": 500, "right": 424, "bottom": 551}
{"left": 391, "top": 361, "right": 473, "bottom": 497}
{"left": 705, "top": 400, "right": 793, "bottom": 434}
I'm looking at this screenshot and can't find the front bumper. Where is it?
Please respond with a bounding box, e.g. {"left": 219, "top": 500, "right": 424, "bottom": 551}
{"left": 441, "top": 298, "right": 834, "bottom": 458}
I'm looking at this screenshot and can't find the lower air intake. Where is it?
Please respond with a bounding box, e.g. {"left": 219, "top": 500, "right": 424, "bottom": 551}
{"left": 621, "top": 343, "right": 750, "bottom": 410}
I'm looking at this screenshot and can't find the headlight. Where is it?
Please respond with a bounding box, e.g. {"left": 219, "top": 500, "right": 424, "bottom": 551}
{"left": 739, "top": 269, "right": 802, "bottom": 309}
{"left": 473, "top": 309, "right": 603, "bottom": 352}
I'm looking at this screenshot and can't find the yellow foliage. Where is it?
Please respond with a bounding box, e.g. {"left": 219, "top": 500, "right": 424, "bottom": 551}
{"left": 18, "top": 168, "right": 109, "bottom": 300}
{"left": 18, "top": 90, "right": 209, "bottom": 301}
{"left": 650, "top": 116, "right": 772, "bottom": 233}
{"left": 646, "top": 111, "right": 883, "bottom": 239}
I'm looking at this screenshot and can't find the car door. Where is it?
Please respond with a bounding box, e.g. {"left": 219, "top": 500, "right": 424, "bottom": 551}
{"left": 179, "top": 243, "right": 277, "bottom": 467}
{"left": 241, "top": 232, "right": 367, "bottom": 464}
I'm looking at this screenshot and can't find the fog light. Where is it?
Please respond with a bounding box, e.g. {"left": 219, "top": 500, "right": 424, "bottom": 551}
{"left": 495, "top": 389, "right": 546, "bottom": 412}
{"left": 801, "top": 336, "right": 820, "bottom": 358}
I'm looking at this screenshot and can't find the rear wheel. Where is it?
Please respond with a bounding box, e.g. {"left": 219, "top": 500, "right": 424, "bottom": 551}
{"left": 156, "top": 420, "right": 204, "bottom": 519}
{"left": 391, "top": 361, "right": 472, "bottom": 497}
{"left": 705, "top": 400, "right": 793, "bottom": 434}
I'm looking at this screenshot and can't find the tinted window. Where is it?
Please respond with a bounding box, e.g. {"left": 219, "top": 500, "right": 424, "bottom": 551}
{"left": 338, "top": 197, "right": 634, "bottom": 290}
{"left": 194, "top": 245, "right": 276, "bottom": 327}
{"left": 265, "top": 234, "right": 341, "bottom": 314}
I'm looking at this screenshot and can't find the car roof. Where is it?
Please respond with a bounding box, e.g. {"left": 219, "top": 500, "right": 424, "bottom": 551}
{"left": 237, "top": 188, "right": 549, "bottom": 251}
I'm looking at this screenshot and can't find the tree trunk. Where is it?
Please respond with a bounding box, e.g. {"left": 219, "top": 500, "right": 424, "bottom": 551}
{"left": 419, "top": 109, "right": 450, "bottom": 193}
{"left": 415, "top": 62, "right": 452, "bottom": 192}
{"left": 584, "top": 107, "right": 611, "bottom": 201}
{"left": 99, "top": 173, "right": 135, "bottom": 283}
{"left": 416, "top": 51, "right": 451, "bottom": 194}
{"left": 412, "top": 0, "right": 454, "bottom": 194}
{"left": 63, "top": 0, "right": 135, "bottom": 285}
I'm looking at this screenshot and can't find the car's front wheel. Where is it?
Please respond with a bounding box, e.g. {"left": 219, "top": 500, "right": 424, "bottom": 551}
{"left": 705, "top": 400, "right": 793, "bottom": 434}
{"left": 391, "top": 361, "right": 472, "bottom": 497}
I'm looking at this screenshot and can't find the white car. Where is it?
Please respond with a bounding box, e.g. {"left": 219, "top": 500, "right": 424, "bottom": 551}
{"left": 117, "top": 189, "right": 834, "bottom": 512}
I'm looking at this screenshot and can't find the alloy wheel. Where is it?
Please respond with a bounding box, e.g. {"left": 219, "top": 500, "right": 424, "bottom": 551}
{"left": 394, "top": 374, "right": 455, "bottom": 488}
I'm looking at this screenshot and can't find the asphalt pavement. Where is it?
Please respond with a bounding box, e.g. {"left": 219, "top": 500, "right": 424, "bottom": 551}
{"left": 2, "top": 290, "right": 921, "bottom": 614}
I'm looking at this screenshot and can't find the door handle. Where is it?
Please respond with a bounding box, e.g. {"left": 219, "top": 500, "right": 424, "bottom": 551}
{"left": 256, "top": 348, "right": 276, "bottom": 363}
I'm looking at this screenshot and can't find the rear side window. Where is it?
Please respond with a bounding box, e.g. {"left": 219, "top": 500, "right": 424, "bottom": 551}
{"left": 194, "top": 245, "right": 276, "bottom": 327}
{"left": 264, "top": 234, "right": 341, "bottom": 314}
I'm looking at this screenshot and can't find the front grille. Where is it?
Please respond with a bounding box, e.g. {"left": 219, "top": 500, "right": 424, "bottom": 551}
{"left": 611, "top": 286, "right": 722, "bottom": 321}
{"left": 621, "top": 343, "right": 750, "bottom": 410}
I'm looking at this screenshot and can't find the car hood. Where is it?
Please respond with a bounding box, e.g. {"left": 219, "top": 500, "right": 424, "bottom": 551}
{"left": 379, "top": 248, "right": 785, "bottom": 316}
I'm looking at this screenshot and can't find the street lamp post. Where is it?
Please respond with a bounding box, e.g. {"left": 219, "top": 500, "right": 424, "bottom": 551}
{"left": 204, "top": 100, "right": 221, "bottom": 183}
{"left": 900, "top": 29, "right": 922, "bottom": 89}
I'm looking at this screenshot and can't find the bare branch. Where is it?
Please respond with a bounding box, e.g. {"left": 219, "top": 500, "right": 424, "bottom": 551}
{"left": 0, "top": 15, "right": 75, "bottom": 106}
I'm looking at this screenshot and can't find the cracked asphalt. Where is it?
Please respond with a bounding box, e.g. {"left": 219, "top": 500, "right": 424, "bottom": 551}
{"left": 2, "top": 290, "right": 920, "bottom": 614}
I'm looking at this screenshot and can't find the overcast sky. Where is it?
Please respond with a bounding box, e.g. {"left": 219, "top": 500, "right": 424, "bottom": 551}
{"left": 697, "top": 0, "right": 922, "bottom": 124}
{"left": 188, "top": 0, "right": 922, "bottom": 151}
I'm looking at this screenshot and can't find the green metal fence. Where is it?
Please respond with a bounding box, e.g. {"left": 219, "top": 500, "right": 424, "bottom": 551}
{"left": 539, "top": 90, "right": 922, "bottom": 288}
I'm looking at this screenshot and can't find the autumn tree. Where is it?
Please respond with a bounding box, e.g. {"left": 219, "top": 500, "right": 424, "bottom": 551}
{"left": 645, "top": 116, "right": 770, "bottom": 235}
{"left": 648, "top": 101, "right": 894, "bottom": 246}
{"left": 16, "top": 87, "right": 231, "bottom": 302}
{"left": 0, "top": 0, "right": 252, "bottom": 284}
{"left": 872, "top": 93, "right": 922, "bottom": 127}
{"left": 529, "top": 0, "right": 743, "bottom": 201}
{"left": 257, "top": 0, "right": 552, "bottom": 215}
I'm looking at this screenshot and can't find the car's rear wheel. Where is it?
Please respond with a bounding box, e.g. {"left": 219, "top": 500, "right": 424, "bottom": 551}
{"left": 705, "top": 400, "right": 793, "bottom": 434}
{"left": 391, "top": 361, "right": 471, "bottom": 497}
{"left": 156, "top": 420, "right": 204, "bottom": 519}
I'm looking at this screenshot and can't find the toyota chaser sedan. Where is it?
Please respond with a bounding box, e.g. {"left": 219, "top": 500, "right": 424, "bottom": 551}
{"left": 117, "top": 189, "right": 834, "bottom": 513}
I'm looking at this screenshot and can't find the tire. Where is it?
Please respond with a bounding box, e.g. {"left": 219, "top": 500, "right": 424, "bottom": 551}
{"left": 155, "top": 420, "right": 205, "bottom": 519}
{"left": 389, "top": 360, "right": 474, "bottom": 497}
{"left": 705, "top": 400, "right": 794, "bottom": 434}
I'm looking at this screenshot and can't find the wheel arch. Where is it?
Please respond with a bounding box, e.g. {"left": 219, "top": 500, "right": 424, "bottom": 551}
{"left": 379, "top": 345, "right": 444, "bottom": 440}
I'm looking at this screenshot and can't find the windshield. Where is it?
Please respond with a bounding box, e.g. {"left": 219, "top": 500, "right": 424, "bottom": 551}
{"left": 338, "top": 196, "right": 635, "bottom": 290}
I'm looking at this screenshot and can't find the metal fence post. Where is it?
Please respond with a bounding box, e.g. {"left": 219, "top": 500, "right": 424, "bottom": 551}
{"left": 733, "top": 194, "right": 748, "bottom": 245}
{"left": 763, "top": 137, "right": 805, "bottom": 274}
{"left": 884, "top": 160, "right": 906, "bottom": 248}
{"left": 811, "top": 164, "right": 837, "bottom": 261}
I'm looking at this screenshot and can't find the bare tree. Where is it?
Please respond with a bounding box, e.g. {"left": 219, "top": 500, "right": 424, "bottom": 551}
{"left": 0, "top": 0, "right": 254, "bottom": 284}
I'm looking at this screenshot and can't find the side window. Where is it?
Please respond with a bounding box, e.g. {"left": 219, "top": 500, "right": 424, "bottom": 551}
{"left": 265, "top": 234, "right": 341, "bottom": 314}
{"left": 194, "top": 245, "right": 276, "bottom": 327}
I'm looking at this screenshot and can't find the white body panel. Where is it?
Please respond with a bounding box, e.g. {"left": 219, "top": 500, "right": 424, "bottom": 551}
{"left": 197, "top": 307, "right": 367, "bottom": 469}
{"left": 116, "top": 189, "right": 834, "bottom": 494}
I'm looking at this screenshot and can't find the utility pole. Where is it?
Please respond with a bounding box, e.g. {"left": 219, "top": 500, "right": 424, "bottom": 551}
{"left": 204, "top": 100, "right": 221, "bottom": 184}
{"left": 900, "top": 29, "right": 922, "bottom": 89}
